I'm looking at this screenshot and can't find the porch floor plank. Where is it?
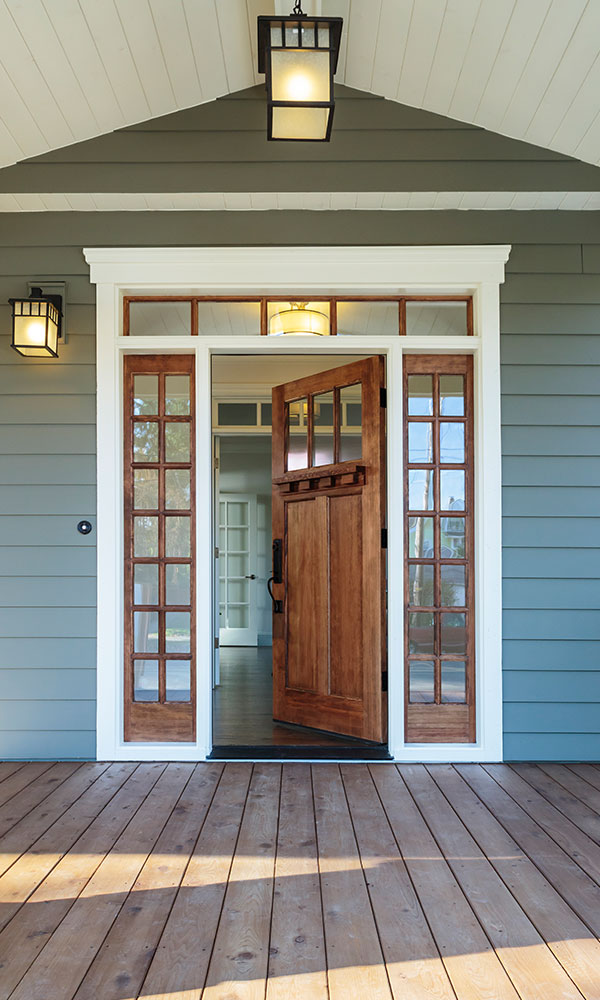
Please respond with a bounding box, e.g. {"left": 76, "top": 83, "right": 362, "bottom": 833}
{"left": 2, "top": 761, "right": 600, "bottom": 1000}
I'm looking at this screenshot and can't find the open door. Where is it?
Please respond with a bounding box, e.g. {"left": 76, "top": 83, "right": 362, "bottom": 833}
{"left": 271, "top": 356, "right": 387, "bottom": 742}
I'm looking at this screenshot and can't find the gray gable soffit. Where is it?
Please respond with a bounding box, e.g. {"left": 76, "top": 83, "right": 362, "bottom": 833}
{"left": 0, "top": 86, "right": 599, "bottom": 212}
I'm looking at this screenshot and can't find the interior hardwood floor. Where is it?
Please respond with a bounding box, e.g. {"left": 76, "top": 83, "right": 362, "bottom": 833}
{"left": 1, "top": 762, "right": 600, "bottom": 998}
{"left": 212, "top": 645, "right": 373, "bottom": 748}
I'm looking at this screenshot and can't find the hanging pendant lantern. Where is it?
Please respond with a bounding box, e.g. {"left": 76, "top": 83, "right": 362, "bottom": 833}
{"left": 257, "top": 3, "right": 343, "bottom": 142}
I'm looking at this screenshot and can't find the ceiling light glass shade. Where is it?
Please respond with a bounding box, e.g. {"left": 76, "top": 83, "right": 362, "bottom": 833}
{"left": 257, "top": 15, "right": 343, "bottom": 141}
{"left": 9, "top": 291, "right": 61, "bottom": 357}
{"left": 269, "top": 302, "right": 330, "bottom": 336}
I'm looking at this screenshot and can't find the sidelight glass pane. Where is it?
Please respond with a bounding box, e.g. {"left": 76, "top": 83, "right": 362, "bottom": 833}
{"left": 313, "top": 390, "right": 334, "bottom": 466}
{"left": 408, "top": 423, "right": 433, "bottom": 463}
{"left": 133, "top": 469, "right": 158, "bottom": 510}
{"left": 165, "top": 469, "right": 191, "bottom": 510}
{"left": 133, "top": 422, "right": 158, "bottom": 462}
{"left": 408, "top": 517, "right": 434, "bottom": 559}
{"left": 408, "top": 564, "right": 434, "bottom": 607}
{"left": 129, "top": 301, "right": 192, "bottom": 337}
{"left": 134, "top": 516, "right": 158, "bottom": 557}
{"left": 339, "top": 384, "right": 362, "bottom": 461}
{"left": 408, "top": 469, "right": 434, "bottom": 511}
{"left": 166, "top": 661, "right": 191, "bottom": 702}
{"left": 165, "top": 517, "right": 191, "bottom": 557}
{"left": 409, "top": 661, "right": 435, "bottom": 703}
{"left": 133, "top": 660, "right": 159, "bottom": 701}
{"left": 166, "top": 563, "right": 191, "bottom": 605}
{"left": 134, "top": 564, "right": 159, "bottom": 605}
{"left": 441, "top": 661, "right": 466, "bottom": 703}
{"left": 165, "top": 423, "right": 190, "bottom": 463}
{"left": 440, "top": 422, "right": 465, "bottom": 463}
{"left": 441, "top": 564, "right": 466, "bottom": 607}
{"left": 409, "top": 612, "right": 435, "bottom": 655}
{"left": 133, "top": 375, "right": 158, "bottom": 415}
{"left": 164, "top": 375, "right": 190, "bottom": 415}
{"left": 406, "top": 300, "right": 468, "bottom": 337}
{"left": 440, "top": 516, "right": 465, "bottom": 558}
{"left": 440, "top": 375, "right": 465, "bottom": 415}
{"left": 440, "top": 469, "right": 465, "bottom": 511}
{"left": 134, "top": 611, "right": 158, "bottom": 653}
{"left": 287, "top": 397, "right": 308, "bottom": 470}
{"left": 407, "top": 375, "right": 433, "bottom": 415}
{"left": 165, "top": 612, "right": 190, "bottom": 653}
{"left": 441, "top": 613, "right": 467, "bottom": 656}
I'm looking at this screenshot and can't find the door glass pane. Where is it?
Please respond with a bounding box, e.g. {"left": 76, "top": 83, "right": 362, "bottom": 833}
{"left": 408, "top": 469, "right": 434, "bottom": 511}
{"left": 133, "top": 375, "right": 158, "bottom": 415}
{"left": 407, "top": 375, "right": 433, "bottom": 415}
{"left": 440, "top": 517, "right": 465, "bottom": 558}
{"left": 134, "top": 564, "right": 159, "bottom": 605}
{"left": 408, "top": 564, "right": 434, "bottom": 607}
{"left": 166, "top": 563, "right": 191, "bottom": 605}
{"left": 227, "top": 606, "right": 248, "bottom": 628}
{"left": 339, "top": 384, "right": 362, "bottom": 461}
{"left": 165, "top": 611, "right": 190, "bottom": 652}
{"left": 165, "top": 423, "right": 190, "bottom": 462}
{"left": 409, "top": 661, "right": 435, "bottom": 703}
{"left": 440, "top": 375, "right": 465, "bottom": 415}
{"left": 228, "top": 580, "right": 249, "bottom": 603}
{"left": 228, "top": 527, "right": 248, "bottom": 551}
{"left": 227, "top": 502, "right": 248, "bottom": 526}
{"left": 166, "top": 661, "right": 191, "bottom": 702}
{"left": 165, "top": 375, "right": 190, "bottom": 415}
{"left": 441, "top": 565, "right": 465, "bottom": 607}
{"left": 408, "top": 423, "right": 433, "bottom": 463}
{"left": 440, "top": 470, "right": 465, "bottom": 511}
{"left": 408, "top": 612, "right": 435, "bottom": 654}
{"left": 134, "top": 611, "right": 159, "bottom": 653}
{"left": 441, "top": 612, "right": 467, "bottom": 655}
{"left": 287, "top": 397, "right": 308, "bottom": 470}
{"left": 441, "top": 661, "right": 466, "bottom": 703}
{"left": 408, "top": 517, "right": 434, "bottom": 559}
{"left": 134, "top": 516, "right": 158, "bottom": 557}
{"left": 133, "top": 469, "right": 158, "bottom": 509}
{"left": 406, "top": 301, "right": 468, "bottom": 337}
{"left": 129, "top": 301, "right": 192, "bottom": 337}
{"left": 165, "top": 469, "right": 191, "bottom": 509}
{"left": 165, "top": 517, "right": 191, "bottom": 557}
{"left": 440, "top": 422, "right": 465, "bottom": 463}
{"left": 313, "top": 391, "right": 334, "bottom": 466}
{"left": 134, "top": 660, "right": 159, "bottom": 701}
{"left": 133, "top": 422, "right": 158, "bottom": 462}
{"left": 228, "top": 553, "right": 248, "bottom": 577}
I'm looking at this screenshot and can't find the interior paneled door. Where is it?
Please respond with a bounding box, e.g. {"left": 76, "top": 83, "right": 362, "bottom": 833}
{"left": 271, "top": 356, "right": 387, "bottom": 742}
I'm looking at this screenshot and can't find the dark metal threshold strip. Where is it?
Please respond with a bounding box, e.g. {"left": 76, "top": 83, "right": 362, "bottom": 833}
{"left": 209, "top": 745, "right": 392, "bottom": 761}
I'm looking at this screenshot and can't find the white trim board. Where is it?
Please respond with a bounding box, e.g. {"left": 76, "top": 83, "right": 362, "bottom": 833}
{"left": 3, "top": 192, "right": 600, "bottom": 212}
{"left": 86, "top": 244, "right": 508, "bottom": 764}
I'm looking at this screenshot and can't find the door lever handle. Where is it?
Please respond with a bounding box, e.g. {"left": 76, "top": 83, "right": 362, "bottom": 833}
{"left": 245, "top": 574, "right": 257, "bottom": 579}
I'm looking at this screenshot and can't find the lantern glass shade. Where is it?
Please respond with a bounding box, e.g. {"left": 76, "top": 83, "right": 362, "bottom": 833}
{"left": 269, "top": 301, "right": 330, "bottom": 336}
{"left": 10, "top": 296, "right": 60, "bottom": 357}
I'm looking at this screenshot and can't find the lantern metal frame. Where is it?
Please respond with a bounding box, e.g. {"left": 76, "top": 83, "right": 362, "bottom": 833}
{"left": 8, "top": 285, "right": 64, "bottom": 358}
{"left": 257, "top": 9, "right": 343, "bottom": 142}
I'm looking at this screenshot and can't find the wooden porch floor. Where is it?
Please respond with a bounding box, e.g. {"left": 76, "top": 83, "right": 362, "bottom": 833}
{"left": 1, "top": 762, "right": 600, "bottom": 999}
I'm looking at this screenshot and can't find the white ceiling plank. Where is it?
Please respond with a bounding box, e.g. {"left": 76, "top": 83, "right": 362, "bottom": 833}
{"left": 215, "top": 0, "right": 255, "bottom": 95}
{"left": 323, "top": 0, "right": 350, "bottom": 84}
{"left": 573, "top": 111, "right": 600, "bottom": 168}
{"left": 473, "top": 0, "right": 553, "bottom": 134}
{"left": 397, "top": 0, "right": 447, "bottom": 108}
{"left": 553, "top": 57, "right": 600, "bottom": 160}
{"left": 246, "top": 0, "right": 275, "bottom": 87}
{"left": 0, "top": 59, "right": 48, "bottom": 160}
{"left": 448, "top": 0, "right": 515, "bottom": 123}
{"left": 344, "top": 0, "right": 382, "bottom": 93}
{"left": 370, "top": 0, "right": 413, "bottom": 101}
{"left": 423, "top": 0, "right": 483, "bottom": 116}
{"left": 116, "top": 0, "right": 177, "bottom": 117}
{"left": 524, "top": 1, "right": 600, "bottom": 150}
{"left": 148, "top": 0, "right": 203, "bottom": 108}
{"left": 497, "top": 0, "right": 586, "bottom": 139}
{"left": 39, "top": 0, "right": 126, "bottom": 135}
{"left": 79, "top": 0, "right": 151, "bottom": 123}
{"left": 182, "top": 0, "right": 229, "bottom": 103}
{"left": 4, "top": 0, "right": 101, "bottom": 136}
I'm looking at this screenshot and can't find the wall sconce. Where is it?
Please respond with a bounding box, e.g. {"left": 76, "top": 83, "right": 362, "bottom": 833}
{"left": 269, "top": 301, "right": 330, "bottom": 336}
{"left": 257, "top": 3, "right": 343, "bottom": 141}
{"left": 8, "top": 283, "right": 64, "bottom": 358}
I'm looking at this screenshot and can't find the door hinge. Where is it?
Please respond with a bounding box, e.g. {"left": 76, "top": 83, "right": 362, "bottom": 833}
{"left": 380, "top": 387, "right": 387, "bottom": 408}
{"left": 381, "top": 527, "right": 388, "bottom": 549}
{"left": 214, "top": 457, "right": 219, "bottom": 469}
{"left": 381, "top": 670, "right": 388, "bottom": 693}
{"left": 214, "top": 637, "right": 220, "bottom": 649}
{"left": 214, "top": 546, "right": 219, "bottom": 559}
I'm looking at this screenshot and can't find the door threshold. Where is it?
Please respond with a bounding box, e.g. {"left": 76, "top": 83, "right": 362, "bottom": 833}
{"left": 209, "top": 745, "right": 392, "bottom": 761}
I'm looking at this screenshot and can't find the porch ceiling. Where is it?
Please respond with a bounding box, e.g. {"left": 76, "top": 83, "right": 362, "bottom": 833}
{"left": 1, "top": 0, "right": 600, "bottom": 173}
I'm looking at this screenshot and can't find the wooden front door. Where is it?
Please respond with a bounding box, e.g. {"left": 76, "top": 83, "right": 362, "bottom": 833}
{"left": 271, "top": 357, "right": 387, "bottom": 742}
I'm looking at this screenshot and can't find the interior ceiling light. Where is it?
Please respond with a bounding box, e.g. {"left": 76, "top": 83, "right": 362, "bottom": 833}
{"left": 257, "top": 2, "right": 343, "bottom": 141}
{"left": 269, "top": 301, "right": 330, "bottom": 336}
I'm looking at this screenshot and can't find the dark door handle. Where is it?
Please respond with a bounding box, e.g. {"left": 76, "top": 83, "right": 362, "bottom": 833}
{"left": 267, "top": 577, "right": 283, "bottom": 614}
{"left": 268, "top": 538, "right": 283, "bottom": 613}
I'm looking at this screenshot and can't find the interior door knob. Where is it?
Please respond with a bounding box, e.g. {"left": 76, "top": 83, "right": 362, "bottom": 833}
{"left": 245, "top": 573, "right": 257, "bottom": 579}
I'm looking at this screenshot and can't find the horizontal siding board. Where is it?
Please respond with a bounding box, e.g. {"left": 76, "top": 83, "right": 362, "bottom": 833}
{"left": 503, "top": 639, "right": 600, "bottom": 670}
{"left": 501, "top": 365, "right": 600, "bottom": 395}
{"left": 503, "top": 671, "right": 600, "bottom": 702}
{"left": 0, "top": 546, "right": 96, "bottom": 576}
{"left": 505, "top": 245, "right": 582, "bottom": 273}
{"left": 0, "top": 607, "right": 96, "bottom": 638}
{"left": 502, "top": 487, "right": 600, "bottom": 517}
{"left": 501, "top": 302, "right": 600, "bottom": 335}
{"left": 501, "top": 334, "right": 600, "bottom": 364}
{"left": 0, "top": 455, "right": 96, "bottom": 485}
{"left": 0, "top": 637, "right": 96, "bottom": 669}
{"left": 502, "top": 274, "right": 600, "bottom": 304}
{"left": 503, "top": 609, "right": 600, "bottom": 641}
{"left": 0, "top": 729, "right": 95, "bottom": 760}
{"left": 504, "top": 703, "right": 600, "bottom": 734}
{"left": 0, "top": 395, "right": 95, "bottom": 425}
{"left": 503, "top": 517, "right": 600, "bottom": 547}
{"left": 0, "top": 365, "right": 96, "bottom": 395}
{"left": 0, "top": 699, "right": 96, "bottom": 730}
{"left": 0, "top": 517, "right": 95, "bottom": 546}
{"left": 0, "top": 668, "right": 95, "bottom": 699}
{"left": 503, "top": 456, "right": 600, "bottom": 484}
{"left": 582, "top": 244, "right": 600, "bottom": 273}
{"left": 0, "top": 577, "right": 96, "bottom": 607}
{"left": 502, "top": 426, "right": 600, "bottom": 456}
{"left": 0, "top": 484, "right": 96, "bottom": 514}
{"left": 502, "top": 547, "right": 600, "bottom": 579}
{"left": 501, "top": 395, "right": 599, "bottom": 424}
{"left": 0, "top": 426, "right": 95, "bottom": 454}
{"left": 504, "top": 733, "right": 600, "bottom": 761}
{"left": 0, "top": 246, "right": 88, "bottom": 275}
{"left": 503, "top": 579, "right": 600, "bottom": 610}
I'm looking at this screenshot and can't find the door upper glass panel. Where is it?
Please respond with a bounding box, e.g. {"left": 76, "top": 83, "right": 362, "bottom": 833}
{"left": 285, "top": 383, "right": 363, "bottom": 471}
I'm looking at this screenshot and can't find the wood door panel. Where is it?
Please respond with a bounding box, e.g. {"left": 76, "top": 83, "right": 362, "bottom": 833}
{"left": 329, "top": 492, "right": 363, "bottom": 700}
{"left": 285, "top": 497, "right": 328, "bottom": 694}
